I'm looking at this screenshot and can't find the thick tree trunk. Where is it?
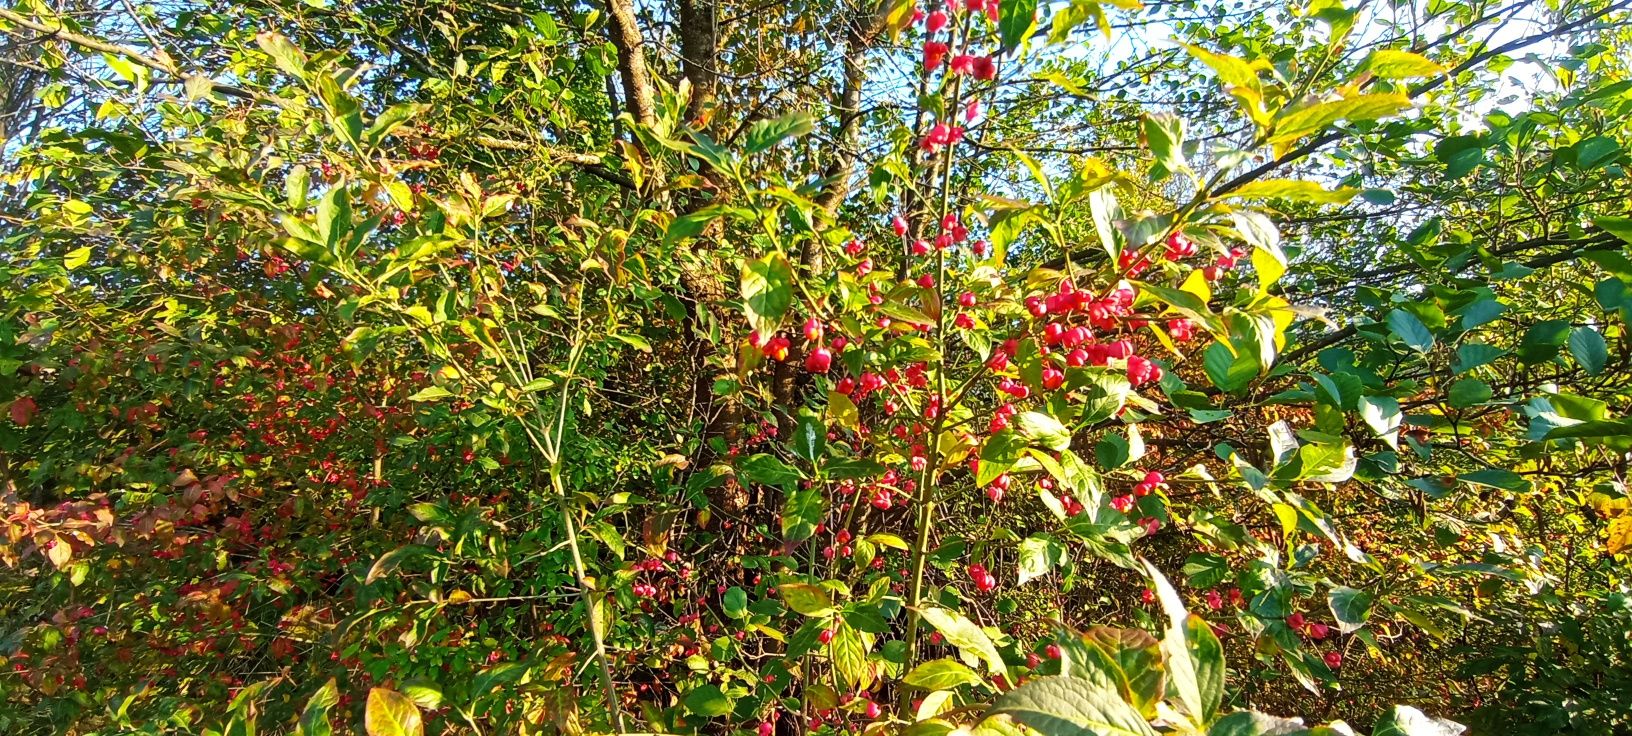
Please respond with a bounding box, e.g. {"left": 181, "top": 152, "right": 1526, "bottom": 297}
{"left": 604, "top": 0, "right": 658, "bottom": 131}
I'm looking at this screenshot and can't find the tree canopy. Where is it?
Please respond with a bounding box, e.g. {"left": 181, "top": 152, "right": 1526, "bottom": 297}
{"left": 2, "top": 0, "right": 1631, "bottom": 733}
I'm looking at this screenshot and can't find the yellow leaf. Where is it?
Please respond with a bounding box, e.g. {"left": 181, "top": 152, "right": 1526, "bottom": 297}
{"left": 828, "top": 391, "right": 859, "bottom": 430}
{"left": 365, "top": 688, "right": 423, "bottom": 736}
{"left": 1608, "top": 517, "right": 1632, "bottom": 555}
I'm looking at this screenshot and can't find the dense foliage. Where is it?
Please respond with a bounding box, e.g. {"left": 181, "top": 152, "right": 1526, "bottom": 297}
{"left": 2, "top": 0, "right": 1631, "bottom": 734}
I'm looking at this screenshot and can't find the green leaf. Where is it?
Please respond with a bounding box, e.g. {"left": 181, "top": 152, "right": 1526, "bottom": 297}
{"left": 745, "top": 112, "right": 815, "bottom": 153}
{"left": 1203, "top": 342, "right": 1257, "bottom": 392}
{"left": 998, "top": 0, "right": 1039, "bottom": 52}
{"left": 1568, "top": 327, "right": 1608, "bottom": 375}
{"left": 1545, "top": 419, "right": 1632, "bottom": 451}
{"left": 832, "top": 622, "right": 871, "bottom": 689}
{"left": 1207, "top": 711, "right": 1312, "bottom": 736}
{"left": 667, "top": 205, "right": 731, "bottom": 246}
{"left": 1458, "top": 468, "right": 1530, "bottom": 493}
{"left": 1359, "top": 395, "right": 1402, "bottom": 441}
{"left": 1018, "top": 534, "right": 1064, "bottom": 585}
{"left": 256, "top": 32, "right": 307, "bottom": 77}
{"left": 64, "top": 246, "right": 92, "bottom": 270}
{"left": 1271, "top": 93, "right": 1411, "bottom": 149}
{"left": 364, "top": 688, "right": 424, "bottom": 736}
{"left": 1017, "top": 411, "right": 1072, "bottom": 451}
{"left": 1225, "top": 179, "right": 1359, "bottom": 203}
{"left": 1574, "top": 136, "right": 1622, "bottom": 170}
{"left": 366, "top": 545, "right": 430, "bottom": 584}
{"left": 792, "top": 411, "right": 825, "bottom": 463}
{"left": 1453, "top": 343, "right": 1505, "bottom": 374}
{"left": 365, "top": 103, "right": 426, "bottom": 148}
{"left": 920, "top": 607, "right": 1005, "bottom": 674}
{"left": 1359, "top": 49, "right": 1445, "bottom": 79}
{"left": 979, "top": 430, "right": 1028, "bottom": 486}
{"left": 740, "top": 251, "right": 795, "bottom": 335}
{"left": 1327, "top": 586, "right": 1374, "bottom": 634}
{"left": 1142, "top": 114, "right": 1187, "bottom": 178}
{"left": 904, "top": 658, "right": 984, "bottom": 690}
{"left": 1142, "top": 558, "right": 1224, "bottom": 724}
{"left": 682, "top": 684, "right": 733, "bottom": 717}
{"left": 1447, "top": 378, "right": 1491, "bottom": 408}
{"left": 295, "top": 680, "right": 339, "bottom": 736}
{"left": 1370, "top": 705, "right": 1465, "bottom": 736}
{"left": 779, "top": 582, "right": 835, "bottom": 616}
{"left": 740, "top": 453, "right": 803, "bottom": 486}
{"left": 985, "top": 676, "right": 1158, "bottom": 736}
{"left": 1386, "top": 309, "right": 1435, "bottom": 353}
{"left": 1230, "top": 210, "right": 1284, "bottom": 268}
{"left": 1596, "top": 215, "right": 1632, "bottom": 245}
{"left": 723, "top": 586, "right": 749, "bottom": 618}
{"left": 781, "top": 486, "right": 823, "bottom": 542}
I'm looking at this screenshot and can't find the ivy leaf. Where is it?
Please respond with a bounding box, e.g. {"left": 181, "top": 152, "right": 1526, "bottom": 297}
{"left": 984, "top": 676, "right": 1157, "bottom": 736}
{"left": 364, "top": 688, "right": 424, "bottom": 736}
{"left": 740, "top": 251, "right": 794, "bottom": 334}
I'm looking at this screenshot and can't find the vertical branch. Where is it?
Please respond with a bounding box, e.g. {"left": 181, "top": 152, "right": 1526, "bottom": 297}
{"left": 605, "top": 0, "right": 659, "bottom": 132}
{"left": 678, "top": 0, "right": 720, "bottom": 125}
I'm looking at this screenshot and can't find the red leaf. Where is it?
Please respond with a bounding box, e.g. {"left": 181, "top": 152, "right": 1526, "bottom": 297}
{"left": 9, "top": 396, "right": 36, "bottom": 426}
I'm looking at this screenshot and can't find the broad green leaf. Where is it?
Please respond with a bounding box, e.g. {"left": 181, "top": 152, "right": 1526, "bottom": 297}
{"left": 920, "top": 607, "right": 1005, "bottom": 674}
{"left": 1568, "top": 327, "right": 1608, "bottom": 375}
{"left": 1545, "top": 419, "right": 1632, "bottom": 451}
{"left": 1080, "top": 627, "right": 1166, "bottom": 717}
{"left": 1458, "top": 468, "right": 1530, "bottom": 493}
{"left": 745, "top": 112, "right": 815, "bottom": 153}
{"left": 1225, "top": 179, "right": 1359, "bottom": 203}
{"left": 1359, "top": 395, "right": 1401, "bottom": 443}
{"left": 779, "top": 582, "right": 835, "bottom": 616}
{"left": 682, "top": 684, "right": 733, "bottom": 717}
{"left": 792, "top": 411, "right": 825, "bottom": 463}
{"left": 1143, "top": 114, "right": 1187, "bottom": 178}
{"left": 64, "top": 247, "right": 92, "bottom": 270}
{"left": 985, "top": 676, "right": 1157, "bottom": 736}
{"left": 999, "top": 0, "right": 1039, "bottom": 52}
{"left": 832, "top": 622, "right": 871, "bottom": 689}
{"left": 740, "top": 453, "right": 803, "bottom": 486}
{"left": 1596, "top": 215, "right": 1632, "bottom": 245}
{"left": 1207, "top": 711, "right": 1311, "bottom": 736}
{"left": 723, "top": 586, "right": 749, "bottom": 618}
{"left": 1447, "top": 378, "right": 1491, "bottom": 408}
{"left": 1370, "top": 705, "right": 1465, "bottom": 736}
{"left": 364, "top": 688, "right": 423, "bottom": 736}
{"left": 295, "top": 679, "right": 339, "bottom": 736}
{"left": 366, "top": 545, "right": 430, "bottom": 584}
{"left": 1386, "top": 309, "right": 1434, "bottom": 353}
{"left": 1017, "top": 411, "right": 1072, "bottom": 451}
{"left": 904, "top": 658, "right": 983, "bottom": 690}
{"left": 1327, "top": 586, "right": 1373, "bottom": 634}
{"left": 740, "top": 251, "right": 795, "bottom": 334}
{"left": 1018, "top": 534, "right": 1064, "bottom": 585}
{"left": 256, "top": 32, "right": 307, "bottom": 76}
{"left": 1359, "top": 49, "right": 1444, "bottom": 79}
{"left": 1271, "top": 93, "right": 1411, "bottom": 152}
{"left": 979, "top": 430, "right": 1028, "bottom": 486}
{"left": 1142, "top": 559, "right": 1222, "bottom": 724}
{"left": 781, "top": 486, "right": 822, "bottom": 542}
{"left": 1230, "top": 210, "right": 1284, "bottom": 267}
